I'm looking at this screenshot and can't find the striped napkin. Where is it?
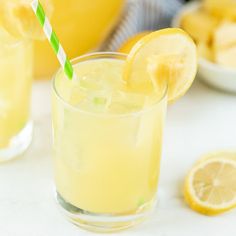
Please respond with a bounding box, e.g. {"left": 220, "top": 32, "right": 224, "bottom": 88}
{"left": 101, "top": 0, "right": 183, "bottom": 51}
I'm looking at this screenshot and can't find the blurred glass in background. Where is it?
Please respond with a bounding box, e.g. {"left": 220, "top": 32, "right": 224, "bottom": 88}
{"left": 0, "top": 28, "right": 33, "bottom": 161}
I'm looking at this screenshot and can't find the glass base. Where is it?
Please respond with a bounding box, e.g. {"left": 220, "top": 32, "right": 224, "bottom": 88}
{"left": 56, "top": 192, "right": 156, "bottom": 233}
{"left": 0, "top": 121, "right": 33, "bottom": 162}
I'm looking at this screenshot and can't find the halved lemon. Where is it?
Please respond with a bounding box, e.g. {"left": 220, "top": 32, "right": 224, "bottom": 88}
{"left": 118, "top": 31, "right": 151, "bottom": 54}
{"left": 0, "top": 0, "right": 53, "bottom": 40}
{"left": 184, "top": 152, "right": 236, "bottom": 215}
{"left": 123, "top": 28, "right": 197, "bottom": 103}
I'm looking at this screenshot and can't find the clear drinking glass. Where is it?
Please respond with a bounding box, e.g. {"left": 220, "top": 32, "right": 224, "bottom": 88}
{"left": 0, "top": 27, "right": 33, "bottom": 162}
{"left": 52, "top": 52, "right": 167, "bottom": 232}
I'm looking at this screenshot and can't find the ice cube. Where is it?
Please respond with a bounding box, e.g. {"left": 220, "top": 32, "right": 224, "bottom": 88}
{"left": 79, "top": 75, "right": 103, "bottom": 91}
{"left": 108, "top": 91, "right": 148, "bottom": 114}
{"left": 77, "top": 90, "right": 112, "bottom": 113}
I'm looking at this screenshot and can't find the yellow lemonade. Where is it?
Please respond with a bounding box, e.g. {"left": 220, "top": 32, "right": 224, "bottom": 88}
{"left": 52, "top": 53, "right": 167, "bottom": 225}
{"left": 0, "top": 27, "right": 33, "bottom": 157}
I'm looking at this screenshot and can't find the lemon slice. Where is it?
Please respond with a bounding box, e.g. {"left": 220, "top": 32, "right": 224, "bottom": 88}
{"left": 184, "top": 152, "right": 236, "bottom": 215}
{"left": 0, "top": 0, "right": 53, "bottom": 40}
{"left": 123, "top": 28, "right": 197, "bottom": 103}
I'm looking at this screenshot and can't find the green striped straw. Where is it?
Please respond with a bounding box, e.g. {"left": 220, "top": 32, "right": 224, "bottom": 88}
{"left": 31, "top": 0, "right": 75, "bottom": 80}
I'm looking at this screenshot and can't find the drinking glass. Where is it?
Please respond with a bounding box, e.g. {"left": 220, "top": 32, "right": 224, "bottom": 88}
{"left": 0, "top": 27, "right": 33, "bottom": 162}
{"left": 52, "top": 52, "right": 167, "bottom": 232}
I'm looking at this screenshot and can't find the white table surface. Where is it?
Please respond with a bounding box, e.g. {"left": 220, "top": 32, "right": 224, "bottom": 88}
{"left": 0, "top": 78, "right": 236, "bottom": 236}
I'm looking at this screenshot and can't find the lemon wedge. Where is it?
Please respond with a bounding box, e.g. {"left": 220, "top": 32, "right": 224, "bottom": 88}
{"left": 0, "top": 0, "right": 53, "bottom": 40}
{"left": 184, "top": 151, "right": 236, "bottom": 215}
{"left": 123, "top": 28, "right": 197, "bottom": 103}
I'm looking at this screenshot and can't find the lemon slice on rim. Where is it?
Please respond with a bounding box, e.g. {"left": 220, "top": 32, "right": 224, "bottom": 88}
{"left": 123, "top": 28, "right": 197, "bottom": 103}
{"left": 0, "top": 0, "right": 53, "bottom": 40}
{"left": 184, "top": 152, "right": 236, "bottom": 215}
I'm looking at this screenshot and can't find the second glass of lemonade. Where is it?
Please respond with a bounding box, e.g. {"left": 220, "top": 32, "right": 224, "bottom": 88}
{"left": 52, "top": 52, "right": 167, "bottom": 232}
{"left": 0, "top": 27, "right": 33, "bottom": 162}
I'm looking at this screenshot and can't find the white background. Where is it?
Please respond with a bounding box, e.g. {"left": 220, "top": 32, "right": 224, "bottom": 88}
{"left": 0, "top": 78, "right": 236, "bottom": 236}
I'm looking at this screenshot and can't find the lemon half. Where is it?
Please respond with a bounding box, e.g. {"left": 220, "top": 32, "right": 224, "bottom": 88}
{"left": 184, "top": 151, "right": 236, "bottom": 215}
{"left": 118, "top": 31, "right": 151, "bottom": 54}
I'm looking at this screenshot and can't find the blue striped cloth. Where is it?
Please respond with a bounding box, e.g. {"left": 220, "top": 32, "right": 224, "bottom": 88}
{"left": 102, "top": 0, "right": 183, "bottom": 51}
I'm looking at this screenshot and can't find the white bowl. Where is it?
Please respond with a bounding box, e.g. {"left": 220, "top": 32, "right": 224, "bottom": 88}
{"left": 172, "top": 1, "right": 236, "bottom": 93}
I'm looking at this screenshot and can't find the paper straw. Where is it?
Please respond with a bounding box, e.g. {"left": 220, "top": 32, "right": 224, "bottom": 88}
{"left": 31, "top": 0, "right": 75, "bottom": 80}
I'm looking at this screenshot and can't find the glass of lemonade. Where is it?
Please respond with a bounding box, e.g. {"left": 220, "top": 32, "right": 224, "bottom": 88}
{"left": 52, "top": 52, "right": 167, "bottom": 232}
{"left": 0, "top": 27, "right": 33, "bottom": 162}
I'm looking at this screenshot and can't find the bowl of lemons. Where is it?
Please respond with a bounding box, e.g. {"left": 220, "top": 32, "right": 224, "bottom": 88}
{"left": 172, "top": 0, "right": 236, "bottom": 93}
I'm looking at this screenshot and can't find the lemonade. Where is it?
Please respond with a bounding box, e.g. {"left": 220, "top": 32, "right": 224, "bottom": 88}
{"left": 52, "top": 53, "right": 167, "bottom": 230}
{"left": 0, "top": 27, "right": 33, "bottom": 161}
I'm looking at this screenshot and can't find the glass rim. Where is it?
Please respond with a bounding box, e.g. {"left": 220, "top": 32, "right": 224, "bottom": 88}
{"left": 52, "top": 52, "right": 168, "bottom": 118}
